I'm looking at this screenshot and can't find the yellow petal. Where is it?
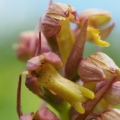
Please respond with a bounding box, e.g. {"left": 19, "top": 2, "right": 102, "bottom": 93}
{"left": 78, "top": 86, "right": 95, "bottom": 99}
{"left": 72, "top": 102, "right": 85, "bottom": 114}
{"left": 87, "top": 28, "right": 110, "bottom": 47}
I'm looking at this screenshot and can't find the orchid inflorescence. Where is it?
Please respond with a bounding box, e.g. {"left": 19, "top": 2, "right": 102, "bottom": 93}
{"left": 14, "top": 1, "right": 120, "bottom": 120}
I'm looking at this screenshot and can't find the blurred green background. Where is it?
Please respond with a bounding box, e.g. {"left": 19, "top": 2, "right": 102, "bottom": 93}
{"left": 0, "top": 0, "right": 120, "bottom": 119}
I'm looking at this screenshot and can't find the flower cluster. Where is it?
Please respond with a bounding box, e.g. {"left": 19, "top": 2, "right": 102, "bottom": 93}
{"left": 15, "top": 1, "right": 120, "bottom": 120}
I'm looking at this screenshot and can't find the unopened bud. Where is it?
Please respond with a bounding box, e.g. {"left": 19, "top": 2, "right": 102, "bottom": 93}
{"left": 78, "top": 52, "right": 120, "bottom": 82}
{"left": 89, "top": 52, "right": 119, "bottom": 75}
{"left": 14, "top": 31, "right": 51, "bottom": 62}
{"left": 96, "top": 108, "right": 120, "bottom": 120}
{"left": 104, "top": 81, "right": 120, "bottom": 105}
{"left": 14, "top": 31, "right": 37, "bottom": 61}
{"left": 47, "top": 2, "right": 78, "bottom": 22}
{"left": 78, "top": 58, "right": 106, "bottom": 82}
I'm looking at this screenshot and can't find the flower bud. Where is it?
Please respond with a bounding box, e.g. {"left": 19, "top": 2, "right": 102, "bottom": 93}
{"left": 78, "top": 52, "right": 120, "bottom": 82}
{"left": 14, "top": 31, "right": 51, "bottom": 62}
{"left": 42, "top": 2, "right": 76, "bottom": 38}
{"left": 104, "top": 81, "right": 120, "bottom": 105}
{"left": 14, "top": 31, "right": 37, "bottom": 61}
{"left": 89, "top": 52, "right": 120, "bottom": 75}
{"left": 96, "top": 108, "right": 120, "bottom": 120}
{"left": 78, "top": 58, "right": 106, "bottom": 82}
{"left": 41, "top": 15, "right": 61, "bottom": 38}
{"left": 46, "top": 2, "right": 78, "bottom": 22}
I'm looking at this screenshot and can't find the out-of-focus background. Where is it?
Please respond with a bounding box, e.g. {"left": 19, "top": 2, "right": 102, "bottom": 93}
{"left": 0, "top": 0, "right": 120, "bottom": 119}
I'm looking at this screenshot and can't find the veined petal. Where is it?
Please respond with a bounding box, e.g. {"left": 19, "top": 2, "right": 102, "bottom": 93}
{"left": 89, "top": 52, "right": 119, "bottom": 74}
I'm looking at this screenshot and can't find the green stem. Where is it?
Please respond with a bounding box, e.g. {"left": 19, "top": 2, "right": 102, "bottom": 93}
{"left": 58, "top": 102, "right": 70, "bottom": 120}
